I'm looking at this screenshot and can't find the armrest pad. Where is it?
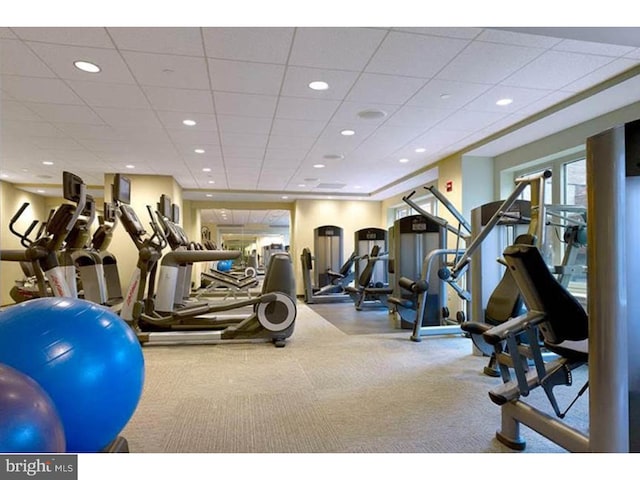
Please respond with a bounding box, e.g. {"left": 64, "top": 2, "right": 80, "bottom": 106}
{"left": 482, "top": 310, "right": 545, "bottom": 345}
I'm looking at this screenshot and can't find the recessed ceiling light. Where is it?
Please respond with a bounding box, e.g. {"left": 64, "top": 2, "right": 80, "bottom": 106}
{"left": 202, "top": 168, "right": 212, "bottom": 172}
{"left": 281, "top": 196, "right": 289, "bottom": 199}
{"left": 183, "top": 119, "right": 197, "bottom": 126}
{"left": 415, "top": 148, "right": 426, "bottom": 153}
{"left": 206, "top": 194, "right": 213, "bottom": 198}
{"left": 440, "top": 93, "right": 452, "bottom": 100}
{"left": 194, "top": 149, "right": 205, "bottom": 154}
{"left": 399, "top": 158, "right": 409, "bottom": 163}
{"left": 126, "top": 164, "right": 135, "bottom": 169}
{"left": 357, "top": 109, "right": 387, "bottom": 120}
{"left": 73, "top": 60, "right": 101, "bottom": 73}
{"left": 1, "top": 174, "right": 9, "bottom": 179}
{"left": 323, "top": 154, "right": 344, "bottom": 160}
{"left": 308, "top": 81, "right": 329, "bottom": 91}
{"left": 208, "top": 180, "right": 215, "bottom": 184}
{"left": 496, "top": 98, "right": 513, "bottom": 106}
{"left": 327, "top": 196, "right": 333, "bottom": 199}
{"left": 340, "top": 129, "right": 355, "bottom": 136}
{"left": 42, "top": 161, "right": 54, "bottom": 165}
{"left": 297, "top": 184, "right": 306, "bottom": 187}
{"left": 354, "top": 185, "right": 362, "bottom": 189}
{"left": 36, "top": 189, "right": 45, "bottom": 194}
{"left": 313, "top": 164, "right": 325, "bottom": 169}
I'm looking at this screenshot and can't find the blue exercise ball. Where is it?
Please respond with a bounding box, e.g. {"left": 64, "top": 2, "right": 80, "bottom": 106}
{"left": 0, "top": 363, "right": 66, "bottom": 453}
{"left": 0, "top": 297, "right": 145, "bottom": 453}
{"left": 217, "top": 260, "right": 232, "bottom": 272}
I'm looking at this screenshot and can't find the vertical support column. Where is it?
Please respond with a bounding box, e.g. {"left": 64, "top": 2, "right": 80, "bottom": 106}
{"left": 586, "top": 125, "right": 629, "bottom": 452}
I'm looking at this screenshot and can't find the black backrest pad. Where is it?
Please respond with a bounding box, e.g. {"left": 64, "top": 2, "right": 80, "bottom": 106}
{"left": 485, "top": 234, "right": 536, "bottom": 325}
{"left": 357, "top": 245, "right": 381, "bottom": 287}
{"left": 503, "top": 244, "right": 588, "bottom": 343}
{"left": 262, "top": 253, "right": 296, "bottom": 298}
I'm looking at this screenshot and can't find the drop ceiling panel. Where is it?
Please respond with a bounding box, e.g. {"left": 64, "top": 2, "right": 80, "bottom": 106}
{"left": 165, "top": 128, "right": 219, "bottom": 145}
{"left": 220, "top": 145, "right": 266, "bottom": 158}
{"left": 437, "top": 42, "right": 546, "bottom": 84}
{"left": 266, "top": 135, "right": 316, "bottom": 150}
{"left": 275, "top": 97, "right": 341, "bottom": 121}
{"left": 366, "top": 31, "right": 470, "bottom": 78}
{"left": 56, "top": 123, "right": 123, "bottom": 141}
{"left": 176, "top": 143, "right": 222, "bottom": 158}
{"left": 270, "top": 118, "right": 327, "bottom": 137}
{"left": 66, "top": 80, "right": 150, "bottom": 108}
{"left": 155, "top": 111, "right": 217, "bottom": 131}
{"left": 217, "top": 115, "right": 273, "bottom": 135}
{"left": 289, "top": 27, "right": 386, "bottom": 71}
{"left": 2, "top": 101, "right": 45, "bottom": 121}
{"left": 346, "top": 73, "right": 427, "bottom": 104}
{"left": 220, "top": 132, "right": 269, "bottom": 148}
{"left": 264, "top": 147, "right": 309, "bottom": 161}
{"left": 12, "top": 27, "right": 114, "bottom": 48}
{"left": 93, "top": 107, "right": 164, "bottom": 128}
{"left": 1, "top": 39, "right": 56, "bottom": 77}
{"left": 552, "top": 38, "right": 636, "bottom": 57}
{"left": 202, "top": 27, "right": 294, "bottom": 64}
{"left": 436, "top": 110, "right": 509, "bottom": 132}
{"left": 213, "top": 92, "right": 278, "bottom": 117}
{"left": 143, "top": 86, "right": 214, "bottom": 113}
{"left": 385, "top": 105, "right": 455, "bottom": 129}
{"left": 280, "top": 66, "right": 359, "bottom": 100}
{"left": 27, "top": 42, "right": 137, "bottom": 83}
{"left": 1, "top": 76, "right": 83, "bottom": 104}
{"left": 560, "top": 58, "right": 639, "bottom": 93}
{"left": 0, "top": 28, "right": 17, "bottom": 38}
{"left": 208, "top": 59, "right": 285, "bottom": 95}
{"left": 221, "top": 157, "right": 262, "bottom": 168}
{"left": 501, "top": 51, "right": 615, "bottom": 90}
{"left": 30, "top": 136, "right": 85, "bottom": 150}
{"left": 392, "top": 27, "right": 483, "bottom": 40}
{"left": 330, "top": 101, "right": 400, "bottom": 125}
{"left": 476, "top": 29, "right": 562, "bottom": 48}
{"left": 27, "top": 103, "right": 105, "bottom": 124}
{"left": 121, "top": 51, "right": 210, "bottom": 90}
{"left": 462, "top": 86, "right": 554, "bottom": 113}
{"left": 626, "top": 49, "right": 640, "bottom": 59}
{"left": 108, "top": 27, "right": 205, "bottom": 56}
{"left": 408, "top": 79, "right": 493, "bottom": 109}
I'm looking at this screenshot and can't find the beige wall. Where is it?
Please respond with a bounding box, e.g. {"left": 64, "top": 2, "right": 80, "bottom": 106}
{"left": 0, "top": 182, "right": 47, "bottom": 306}
{"left": 292, "top": 198, "right": 384, "bottom": 296}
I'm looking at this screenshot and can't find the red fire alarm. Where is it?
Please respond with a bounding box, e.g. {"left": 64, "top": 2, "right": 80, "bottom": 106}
{"left": 446, "top": 181, "right": 453, "bottom": 192}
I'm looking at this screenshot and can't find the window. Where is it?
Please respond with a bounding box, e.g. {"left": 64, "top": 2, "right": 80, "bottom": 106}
{"left": 394, "top": 196, "right": 436, "bottom": 221}
{"left": 563, "top": 159, "right": 587, "bottom": 207}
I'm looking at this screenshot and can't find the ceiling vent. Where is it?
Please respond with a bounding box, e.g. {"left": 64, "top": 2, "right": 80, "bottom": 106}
{"left": 315, "top": 183, "right": 346, "bottom": 189}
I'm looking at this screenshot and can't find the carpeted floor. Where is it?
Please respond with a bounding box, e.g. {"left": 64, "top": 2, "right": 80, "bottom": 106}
{"left": 120, "top": 301, "right": 589, "bottom": 454}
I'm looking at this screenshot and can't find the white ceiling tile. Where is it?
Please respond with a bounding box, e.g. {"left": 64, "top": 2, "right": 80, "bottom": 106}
{"left": 219, "top": 157, "right": 261, "bottom": 168}
{"left": 220, "top": 145, "right": 265, "bottom": 158}
{"left": 221, "top": 132, "right": 268, "bottom": 148}
{"left": 166, "top": 128, "right": 219, "bottom": 145}
{"left": 435, "top": 110, "right": 509, "bottom": 132}
{"left": 367, "top": 31, "right": 471, "bottom": 78}
{"left": 331, "top": 101, "right": 399, "bottom": 125}
{"left": 386, "top": 106, "right": 455, "bottom": 129}
{"left": 512, "top": 90, "right": 577, "bottom": 117}
{"left": 501, "top": 51, "right": 614, "bottom": 90}
{"left": 1, "top": 39, "right": 56, "bottom": 77}
{"left": 121, "top": 51, "right": 210, "bottom": 89}
{"left": 477, "top": 29, "right": 563, "bottom": 48}
{"left": 176, "top": 143, "right": 222, "bottom": 158}
{"left": 1, "top": 101, "right": 44, "bottom": 121}
{"left": 208, "top": 59, "right": 285, "bottom": 95}
{"left": 30, "top": 136, "right": 85, "bottom": 150}
{"left": 462, "top": 86, "right": 554, "bottom": 113}
{"left": 257, "top": 177, "right": 289, "bottom": 190}
{"left": 561, "top": 58, "right": 640, "bottom": 93}
{"left": 27, "top": 42, "right": 137, "bottom": 84}
{"left": 202, "top": 27, "right": 294, "bottom": 64}
{"left": 155, "top": 111, "right": 217, "bottom": 131}
{"left": 437, "top": 41, "right": 546, "bottom": 84}
{"left": 408, "top": 79, "right": 492, "bottom": 109}
{"left": 1, "top": 76, "right": 83, "bottom": 104}
{"left": 143, "top": 86, "right": 214, "bottom": 113}
{"left": 0, "top": 28, "right": 17, "bottom": 38}
{"left": 265, "top": 148, "right": 309, "bottom": 161}
{"left": 12, "top": 27, "right": 113, "bottom": 48}
{"left": 56, "top": 123, "right": 124, "bottom": 140}
{"left": 217, "top": 115, "right": 273, "bottom": 135}
{"left": 275, "top": 97, "right": 340, "bottom": 121}
{"left": 280, "top": 66, "right": 359, "bottom": 100}
{"left": 27, "top": 103, "right": 105, "bottom": 124}
{"left": 93, "top": 107, "right": 164, "bottom": 128}
{"left": 552, "top": 38, "right": 636, "bottom": 57}
{"left": 213, "top": 92, "right": 277, "bottom": 117}
{"left": 346, "top": 73, "right": 427, "bottom": 104}
{"left": 67, "top": 80, "right": 150, "bottom": 108}
{"left": 290, "top": 28, "right": 386, "bottom": 70}
{"left": 625, "top": 48, "right": 640, "bottom": 59}
{"left": 108, "top": 27, "right": 204, "bottom": 56}
{"left": 270, "top": 118, "right": 327, "bottom": 137}
{"left": 108, "top": 126, "right": 170, "bottom": 142}
{"left": 392, "top": 27, "right": 483, "bottom": 40}
{"left": 2, "top": 120, "right": 65, "bottom": 137}
{"left": 267, "top": 135, "right": 316, "bottom": 150}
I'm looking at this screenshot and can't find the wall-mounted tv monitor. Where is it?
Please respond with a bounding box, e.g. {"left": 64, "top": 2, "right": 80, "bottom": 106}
{"left": 113, "top": 174, "right": 131, "bottom": 205}
{"left": 158, "top": 194, "right": 171, "bottom": 219}
{"left": 171, "top": 203, "right": 180, "bottom": 224}
{"left": 63, "top": 171, "right": 83, "bottom": 202}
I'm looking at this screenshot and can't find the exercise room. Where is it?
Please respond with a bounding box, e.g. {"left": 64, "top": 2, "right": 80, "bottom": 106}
{"left": 1, "top": 5, "right": 639, "bottom": 478}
